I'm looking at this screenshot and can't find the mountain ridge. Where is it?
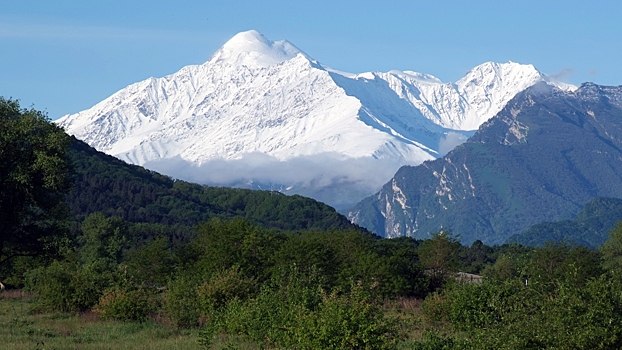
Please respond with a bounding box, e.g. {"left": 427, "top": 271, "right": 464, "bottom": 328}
{"left": 57, "top": 30, "right": 573, "bottom": 208}
{"left": 348, "top": 82, "right": 622, "bottom": 244}
{"left": 506, "top": 197, "right": 622, "bottom": 248}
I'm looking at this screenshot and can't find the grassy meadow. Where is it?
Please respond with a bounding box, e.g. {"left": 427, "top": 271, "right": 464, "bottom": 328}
{"left": 0, "top": 290, "right": 199, "bottom": 350}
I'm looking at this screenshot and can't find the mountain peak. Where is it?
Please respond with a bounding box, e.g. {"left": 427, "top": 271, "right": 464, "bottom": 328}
{"left": 56, "top": 28, "right": 577, "bottom": 210}
{"left": 222, "top": 30, "right": 272, "bottom": 51}
{"left": 209, "top": 30, "right": 305, "bottom": 68}
{"left": 459, "top": 61, "right": 541, "bottom": 85}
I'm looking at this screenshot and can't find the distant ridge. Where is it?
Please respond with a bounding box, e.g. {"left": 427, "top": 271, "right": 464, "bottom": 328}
{"left": 507, "top": 197, "right": 622, "bottom": 248}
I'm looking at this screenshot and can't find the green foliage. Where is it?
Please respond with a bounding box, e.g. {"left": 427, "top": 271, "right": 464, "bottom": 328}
{"left": 509, "top": 197, "right": 622, "bottom": 248}
{"left": 24, "top": 214, "right": 148, "bottom": 313}
{"left": 272, "top": 230, "right": 423, "bottom": 298}
{"left": 189, "top": 218, "right": 282, "bottom": 281}
{"left": 164, "top": 274, "right": 202, "bottom": 329}
{"left": 305, "top": 282, "right": 400, "bottom": 350}
{"left": 481, "top": 254, "right": 518, "bottom": 281}
{"left": 196, "top": 266, "right": 256, "bottom": 313}
{"left": 601, "top": 222, "right": 622, "bottom": 274}
{"left": 124, "top": 236, "right": 175, "bottom": 287}
{"left": 410, "top": 330, "right": 465, "bottom": 350}
{"left": 94, "top": 285, "right": 159, "bottom": 322}
{"left": 66, "top": 138, "right": 358, "bottom": 237}
{"left": 419, "top": 241, "right": 621, "bottom": 349}
{"left": 206, "top": 265, "right": 324, "bottom": 348}
{"left": 24, "top": 259, "right": 117, "bottom": 312}
{"left": 79, "top": 212, "right": 129, "bottom": 266}
{"left": 0, "top": 97, "right": 72, "bottom": 269}
{"left": 457, "top": 239, "right": 494, "bottom": 274}
{"left": 418, "top": 231, "right": 461, "bottom": 291}
{"left": 525, "top": 242, "right": 602, "bottom": 292}
{"left": 201, "top": 265, "right": 401, "bottom": 349}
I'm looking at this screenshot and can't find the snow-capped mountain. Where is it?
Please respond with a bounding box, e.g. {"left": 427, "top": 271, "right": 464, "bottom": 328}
{"left": 57, "top": 30, "right": 574, "bottom": 209}
{"left": 348, "top": 83, "right": 622, "bottom": 244}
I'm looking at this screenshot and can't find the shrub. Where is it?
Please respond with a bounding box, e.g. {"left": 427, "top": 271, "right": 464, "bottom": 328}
{"left": 196, "top": 265, "right": 256, "bottom": 313}
{"left": 302, "top": 282, "right": 401, "bottom": 350}
{"left": 25, "top": 260, "right": 116, "bottom": 312}
{"left": 201, "top": 266, "right": 402, "bottom": 349}
{"left": 94, "top": 286, "right": 158, "bottom": 321}
{"left": 164, "top": 274, "right": 201, "bottom": 328}
{"left": 410, "top": 330, "right": 463, "bottom": 350}
{"left": 420, "top": 292, "right": 451, "bottom": 326}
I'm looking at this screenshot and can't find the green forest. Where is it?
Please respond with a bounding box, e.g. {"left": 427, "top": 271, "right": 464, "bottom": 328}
{"left": 3, "top": 97, "right": 622, "bottom": 349}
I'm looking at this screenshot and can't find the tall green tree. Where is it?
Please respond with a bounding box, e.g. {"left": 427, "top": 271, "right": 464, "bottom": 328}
{"left": 0, "top": 98, "right": 72, "bottom": 268}
{"left": 418, "top": 230, "right": 461, "bottom": 291}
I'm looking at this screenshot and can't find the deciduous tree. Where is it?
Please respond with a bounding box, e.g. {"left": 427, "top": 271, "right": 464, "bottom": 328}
{"left": 0, "top": 98, "right": 72, "bottom": 268}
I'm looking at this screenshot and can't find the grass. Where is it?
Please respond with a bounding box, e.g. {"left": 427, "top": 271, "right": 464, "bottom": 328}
{"left": 1, "top": 290, "right": 436, "bottom": 349}
{"left": 0, "top": 290, "right": 200, "bottom": 350}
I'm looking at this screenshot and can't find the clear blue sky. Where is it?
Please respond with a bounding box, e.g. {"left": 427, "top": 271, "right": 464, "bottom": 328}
{"left": 2, "top": 0, "right": 621, "bottom": 120}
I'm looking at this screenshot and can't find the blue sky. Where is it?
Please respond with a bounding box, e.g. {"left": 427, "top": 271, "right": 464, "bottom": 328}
{"left": 2, "top": 0, "right": 621, "bottom": 120}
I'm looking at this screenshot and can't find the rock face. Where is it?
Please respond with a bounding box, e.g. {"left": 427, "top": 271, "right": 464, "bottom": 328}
{"left": 57, "top": 30, "right": 570, "bottom": 209}
{"left": 348, "top": 83, "right": 622, "bottom": 244}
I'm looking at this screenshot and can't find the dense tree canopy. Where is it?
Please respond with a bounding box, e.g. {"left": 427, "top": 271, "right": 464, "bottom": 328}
{"left": 66, "top": 139, "right": 358, "bottom": 238}
{"left": 0, "top": 98, "right": 72, "bottom": 267}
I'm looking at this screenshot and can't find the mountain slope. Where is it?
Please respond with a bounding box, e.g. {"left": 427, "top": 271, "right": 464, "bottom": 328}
{"left": 67, "top": 137, "right": 358, "bottom": 233}
{"left": 348, "top": 83, "right": 622, "bottom": 244}
{"left": 506, "top": 197, "right": 622, "bottom": 248}
{"left": 57, "top": 30, "right": 572, "bottom": 208}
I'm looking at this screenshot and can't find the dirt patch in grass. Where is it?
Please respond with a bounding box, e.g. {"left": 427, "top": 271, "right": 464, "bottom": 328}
{"left": 0, "top": 289, "right": 35, "bottom": 301}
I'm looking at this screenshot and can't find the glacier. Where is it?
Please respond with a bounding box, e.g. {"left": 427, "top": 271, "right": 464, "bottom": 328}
{"left": 57, "top": 30, "right": 575, "bottom": 209}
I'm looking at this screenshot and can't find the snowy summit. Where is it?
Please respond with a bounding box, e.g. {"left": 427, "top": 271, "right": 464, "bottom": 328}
{"left": 210, "top": 30, "right": 305, "bottom": 67}
{"left": 57, "top": 30, "right": 574, "bottom": 209}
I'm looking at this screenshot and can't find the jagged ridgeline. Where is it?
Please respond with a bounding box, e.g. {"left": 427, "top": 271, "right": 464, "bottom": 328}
{"left": 67, "top": 137, "right": 358, "bottom": 233}
{"left": 56, "top": 30, "right": 574, "bottom": 210}
{"left": 349, "top": 83, "right": 622, "bottom": 245}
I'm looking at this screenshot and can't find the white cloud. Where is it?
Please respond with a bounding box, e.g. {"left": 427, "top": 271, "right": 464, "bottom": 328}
{"left": 144, "top": 153, "right": 404, "bottom": 209}
{"left": 438, "top": 132, "right": 468, "bottom": 155}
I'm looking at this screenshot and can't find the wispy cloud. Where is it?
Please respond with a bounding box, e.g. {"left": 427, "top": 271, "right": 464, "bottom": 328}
{"left": 144, "top": 153, "right": 404, "bottom": 208}
{"left": 438, "top": 132, "right": 468, "bottom": 155}
{"left": 0, "top": 19, "right": 204, "bottom": 42}
{"left": 549, "top": 67, "right": 574, "bottom": 81}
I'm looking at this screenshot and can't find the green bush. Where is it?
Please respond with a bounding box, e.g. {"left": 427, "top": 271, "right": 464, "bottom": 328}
{"left": 196, "top": 265, "right": 256, "bottom": 313}
{"left": 201, "top": 266, "right": 401, "bottom": 349}
{"left": 422, "top": 270, "right": 622, "bottom": 349}
{"left": 94, "top": 286, "right": 158, "bottom": 321}
{"left": 164, "top": 274, "right": 201, "bottom": 328}
{"left": 25, "top": 260, "right": 116, "bottom": 312}
{"left": 302, "top": 282, "right": 400, "bottom": 350}
{"left": 206, "top": 265, "right": 322, "bottom": 347}
{"left": 420, "top": 292, "right": 451, "bottom": 326}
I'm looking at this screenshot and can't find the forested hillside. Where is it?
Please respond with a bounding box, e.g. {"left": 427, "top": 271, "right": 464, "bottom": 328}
{"left": 67, "top": 137, "right": 357, "bottom": 234}
{"left": 507, "top": 197, "right": 622, "bottom": 247}
{"left": 349, "top": 83, "right": 622, "bottom": 244}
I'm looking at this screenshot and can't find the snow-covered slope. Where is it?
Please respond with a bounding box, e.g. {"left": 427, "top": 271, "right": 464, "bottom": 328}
{"left": 57, "top": 30, "right": 574, "bottom": 209}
